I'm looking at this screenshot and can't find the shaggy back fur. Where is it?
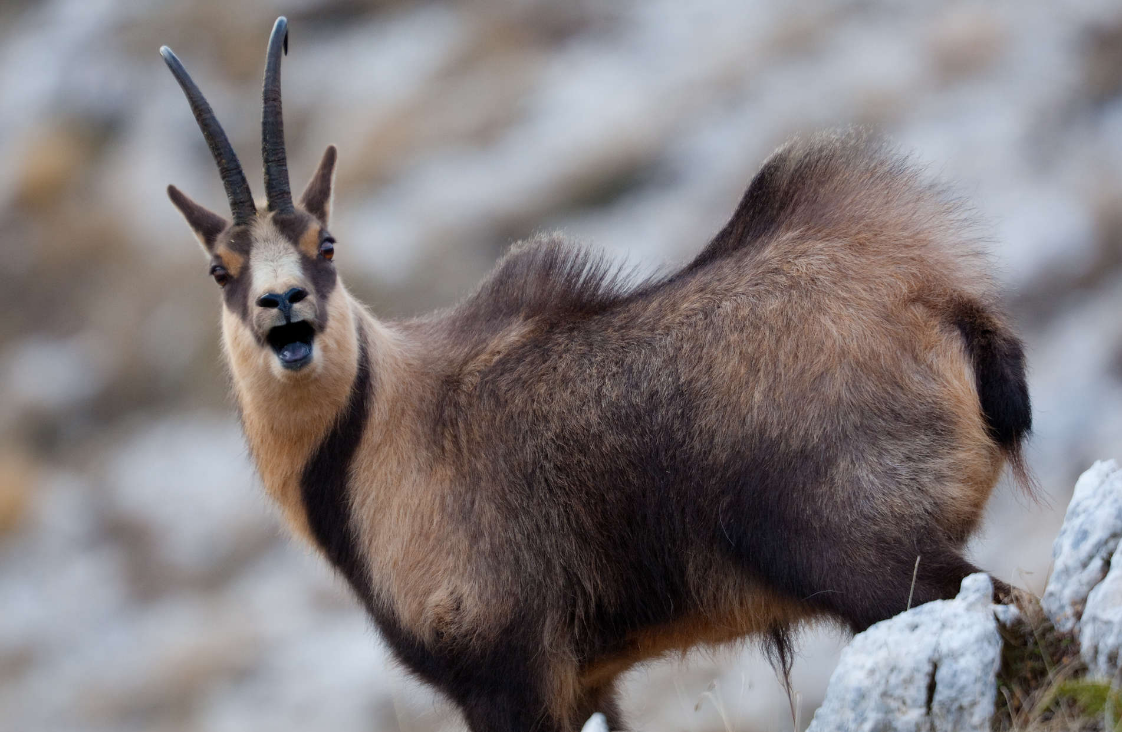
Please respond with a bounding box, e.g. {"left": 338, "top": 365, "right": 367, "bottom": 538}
{"left": 162, "top": 20, "right": 1030, "bottom": 732}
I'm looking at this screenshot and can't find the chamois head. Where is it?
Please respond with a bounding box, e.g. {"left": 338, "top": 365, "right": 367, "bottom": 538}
{"left": 163, "top": 17, "right": 344, "bottom": 382}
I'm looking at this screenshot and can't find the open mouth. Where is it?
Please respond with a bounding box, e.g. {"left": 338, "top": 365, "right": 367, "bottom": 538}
{"left": 266, "top": 320, "right": 316, "bottom": 371}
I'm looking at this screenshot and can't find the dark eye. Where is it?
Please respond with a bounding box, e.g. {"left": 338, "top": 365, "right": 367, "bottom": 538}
{"left": 210, "top": 264, "right": 229, "bottom": 287}
{"left": 319, "top": 238, "right": 335, "bottom": 261}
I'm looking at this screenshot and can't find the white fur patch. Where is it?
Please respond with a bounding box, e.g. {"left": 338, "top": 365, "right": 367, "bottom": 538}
{"left": 249, "top": 223, "right": 307, "bottom": 297}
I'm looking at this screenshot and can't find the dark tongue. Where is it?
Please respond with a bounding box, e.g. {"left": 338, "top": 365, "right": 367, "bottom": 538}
{"left": 279, "top": 341, "right": 311, "bottom": 363}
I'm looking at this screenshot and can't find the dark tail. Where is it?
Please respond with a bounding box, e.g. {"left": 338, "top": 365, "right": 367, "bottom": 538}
{"left": 952, "top": 300, "right": 1035, "bottom": 493}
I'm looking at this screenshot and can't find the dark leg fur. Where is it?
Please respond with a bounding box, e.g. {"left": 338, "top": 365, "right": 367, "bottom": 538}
{"left": 462, "top": 682, "right": 621, "bottom": 732}
{"left": 461, "top": 689, "right": 563, "bottom": 732}
{"left": 437, "top": 646, "right": 563, "bottom": 732}
{"left": 373, "top": 610, "right": 567, "bottom": 732}
{"left": 462, "top": 675, "right": 624, "bottom": 732}
{"left": 825, "top": 543, "right": 983, "bottom": 633}
{"left": 724, "top": 498, "right": 984, "bottom": 632}
{"left": 447, "top": 657, "right": 573, "bottom": 732}
{"left": 574, "top": 681, "right": 624, "bottom": 731}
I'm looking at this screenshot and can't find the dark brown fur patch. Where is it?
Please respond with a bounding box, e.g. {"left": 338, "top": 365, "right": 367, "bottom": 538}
{"left": 263, "top": 211, "right": 337, "bottom": 330}
{"left": 167, "top": 184, "right": 227, "bottom": 251}
{"left": 299, "top": 145, "right": 337, "bottom": 224}
{"left": 451, "top": 237, "right": 653, "bottom": 327}
{"left": 951, "top": 297, "right": 1033, "bottom": 488}
{"left": 214, "top": 227, "right": 256, "bottom": 325}
{"left": 300, "top": 318, "right": 374, "bottom": 608}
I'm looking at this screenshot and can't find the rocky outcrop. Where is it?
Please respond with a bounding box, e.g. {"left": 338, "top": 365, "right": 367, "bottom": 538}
{"left": 1042, "top": 459, "right": 1122, "bottom": 678}
{"left": 798, "top": 460, "right": 1122, "bottom": 732}
{"left": 805, "top": 573, "right": 1008, "bottom": 732}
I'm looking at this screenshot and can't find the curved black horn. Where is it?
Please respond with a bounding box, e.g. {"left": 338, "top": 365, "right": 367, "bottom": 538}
{"left": 262, "top": 17, "right": 294, "bottom": 214}
{"left": 160, "top": 46, "right": 256, "bottom": 225}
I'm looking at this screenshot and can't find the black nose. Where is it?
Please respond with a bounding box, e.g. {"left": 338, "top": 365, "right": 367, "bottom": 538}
{"left": 256, "top": 287, "right": 308, "bottom": 320}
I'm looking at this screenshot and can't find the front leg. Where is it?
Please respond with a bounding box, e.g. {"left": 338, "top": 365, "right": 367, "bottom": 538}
{"left": 452, "top": 653, "right": 581, "bottom": 732}
{"left": 574, "top": 678, "right": 624, "bottom": 731}
{"left": 460, "top": 688, "right": 567, "bottom": 732}
{"left": 405, "top": 635, "right": 585, "bottom": 732}
{"left": 376, "top": 599, "right": 602, "bottom": 730}
{"left": 458, "top": 672, "right": 625, "bottom": 731}
{"left": 454, "top": 657, "right": 620, "bottom": 731}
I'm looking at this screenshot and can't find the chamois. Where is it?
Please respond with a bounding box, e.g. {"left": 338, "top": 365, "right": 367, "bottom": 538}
{"left": 161, "top": 17, "right": 1031, "bottom": 732}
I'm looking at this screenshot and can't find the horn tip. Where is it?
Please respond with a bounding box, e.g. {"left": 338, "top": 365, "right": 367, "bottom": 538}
{"left": 273, "top": 16, "right": 289, "bottom": 55}
{"left": 268, "top": 17, "right": 289, "bottom": 55}
{"left": 159, "top": 45, "right": 184, "bottom": 74}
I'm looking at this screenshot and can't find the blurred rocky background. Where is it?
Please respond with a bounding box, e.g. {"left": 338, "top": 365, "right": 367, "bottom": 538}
{"left": 2, "top": 0, "right": 1122, "bottom": 730}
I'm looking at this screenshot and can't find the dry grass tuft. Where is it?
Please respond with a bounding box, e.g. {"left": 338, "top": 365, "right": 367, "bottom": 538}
{"left": 994, "top": 590, "right": 1120, "bottom": 731}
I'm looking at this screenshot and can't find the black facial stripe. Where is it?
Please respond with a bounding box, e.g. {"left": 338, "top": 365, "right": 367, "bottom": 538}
{"left": 299, "top": 318, "right": 374, "bottom": 609}
{"left": 301, "top": 250, "right": 336, "bottom": 331}
{"left": 215, "top": 226, "right": 256, "bottom": 330}
{"left": 270, "top": 212, "right": 337, "bottom": 331}
{"left": 225, "top": 227, "right": 254, "bottom": 257}
{"left": 221, "top": 265, "right": 254, "bottom": 328}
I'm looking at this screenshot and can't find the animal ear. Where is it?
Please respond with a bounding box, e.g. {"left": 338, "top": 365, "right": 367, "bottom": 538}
{"left": 167, "top": 185, "right": 228, "bottom": 253}
{"left": 299, "top": 145, "right": 337, "bottom": 225}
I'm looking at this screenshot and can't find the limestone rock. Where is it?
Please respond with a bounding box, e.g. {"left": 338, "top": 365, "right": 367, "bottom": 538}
{"left": 1041, "top": 460, "right": 1122, "bottom": 636}
{"left": 806, "top": 573, "right": 1003, "bottom": 732}
{"left": 581, "top": 712, "right": 608, "bottom": 732}
{"left": 1081, "top": 546, "right": 1122, "bottom": 679}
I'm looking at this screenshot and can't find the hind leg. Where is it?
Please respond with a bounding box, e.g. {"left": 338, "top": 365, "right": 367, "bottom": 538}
{"left": 868, "top": 540, "right": 1014, "bottom": 615}
{"left": 728, "top": 509, "right": 989, "bottom": 633}
{"left": 721, "top": 473, "right": 1003, "bottom": 633}
{"left": 821, "top": 539, "right": 986, "bottom": 632}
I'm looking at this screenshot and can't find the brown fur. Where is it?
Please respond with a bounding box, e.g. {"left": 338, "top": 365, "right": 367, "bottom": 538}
{"left": 179, "top": 135, "right": 1029, "bottom": 731}
{"left": 223, "top": 282, "right": 358, "bottom": 544}
{"left": 212, "top": 244, "right": 246, "bottom": 279}
{"left": 163, "top": 21, "right": 1031, "bottom": 730}
{"left": 296, "top": 222, "right": 322, "bottom": 260}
